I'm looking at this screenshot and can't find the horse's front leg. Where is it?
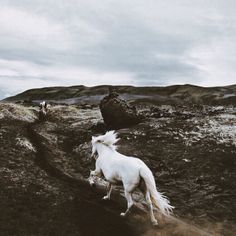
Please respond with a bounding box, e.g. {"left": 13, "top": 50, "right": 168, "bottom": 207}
{"left": 103, "top": 183, "right": 112, "bottom": 200}
{"left": 90, "top": 163, "right": 102, "bottom": 177}
{"left": 90, "top": 170, "right": 100, "bottom": 176}
{"left": 89, "top": 168, "right": 102, "bottom": 186}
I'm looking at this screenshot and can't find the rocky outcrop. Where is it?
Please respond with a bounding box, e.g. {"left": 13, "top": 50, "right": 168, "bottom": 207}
{"left": 99, "top": 91, "right": 142, "bottom": 129}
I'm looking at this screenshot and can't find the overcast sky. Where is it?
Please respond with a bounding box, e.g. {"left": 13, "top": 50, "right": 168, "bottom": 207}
{"left": 0, "top": 0, "right": 235, "bottom": 99}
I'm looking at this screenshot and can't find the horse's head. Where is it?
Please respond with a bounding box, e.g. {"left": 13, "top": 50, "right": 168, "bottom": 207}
{"left": 91, "top": 131, "right": 120, "bottom": 159}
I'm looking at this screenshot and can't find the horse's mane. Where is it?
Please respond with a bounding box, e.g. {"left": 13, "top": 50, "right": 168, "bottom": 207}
{"left": 94, "top": 131, "right": 120, "bottom": 150}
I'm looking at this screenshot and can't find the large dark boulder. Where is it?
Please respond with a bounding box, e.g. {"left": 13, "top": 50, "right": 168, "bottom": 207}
{"left": 99, "top": 92, "right": 142, "bottom": 129}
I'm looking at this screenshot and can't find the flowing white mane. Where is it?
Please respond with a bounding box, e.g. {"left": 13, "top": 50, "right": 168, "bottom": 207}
{"left": 93, "top": 131, "right": 120, "bottom": 150}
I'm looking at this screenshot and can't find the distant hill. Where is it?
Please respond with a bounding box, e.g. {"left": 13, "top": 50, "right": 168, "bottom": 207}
{"left": 3, "top": 84, "right": 236, "bottom": 105}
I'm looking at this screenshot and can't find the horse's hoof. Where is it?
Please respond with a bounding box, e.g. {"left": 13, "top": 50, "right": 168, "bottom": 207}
{"left": 151, "top": 219, "right": 158, "bottom": 226}
{"left": 102, "top": 196, "right": 109, "bottom": 200}
{"left": 88, "top": 180, "right": 95, "bottom": 187}
{"left": 120, "top": 212, "right": 126, "bottom": 217}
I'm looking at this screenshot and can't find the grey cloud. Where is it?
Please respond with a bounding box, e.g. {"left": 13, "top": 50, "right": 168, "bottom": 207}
{"left": 0, "top": 0, "right": 235, "bottom": 98}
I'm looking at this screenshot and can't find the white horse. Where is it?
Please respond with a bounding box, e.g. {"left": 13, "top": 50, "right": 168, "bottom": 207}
{"left": 89, "top": 131, "right": 173, "bottom": 225}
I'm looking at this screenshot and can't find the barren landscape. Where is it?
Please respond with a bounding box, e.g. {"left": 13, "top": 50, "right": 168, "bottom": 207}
{"left": 0, "top": 85, "right": 236, "bottom": 236}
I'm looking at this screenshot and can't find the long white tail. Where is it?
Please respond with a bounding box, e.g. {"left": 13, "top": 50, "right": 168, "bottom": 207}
{"left": 140, "top": 166, "right": 174, "bottom": 216}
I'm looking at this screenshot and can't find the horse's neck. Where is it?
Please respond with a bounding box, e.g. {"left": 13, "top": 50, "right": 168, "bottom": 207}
{"left": 96, "top": 144, "right": 115, "bottom": 158}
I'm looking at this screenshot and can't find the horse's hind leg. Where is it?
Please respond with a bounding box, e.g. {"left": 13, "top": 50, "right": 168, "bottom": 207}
{"left": 103, "top": 183, "right": 112, "bottom": 200}
{"left": 145, "top": 191, "right": 158, "bottom": 225}
{"left": 120, "top": 190, "right": 134, "bottom": 217}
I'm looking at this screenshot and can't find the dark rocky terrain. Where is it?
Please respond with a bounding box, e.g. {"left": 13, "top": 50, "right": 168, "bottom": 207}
{"left": 0, "top": 86, "right": 236, "bottom": 235}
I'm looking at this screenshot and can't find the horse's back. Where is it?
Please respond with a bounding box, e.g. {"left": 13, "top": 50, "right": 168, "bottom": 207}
{"left": 114, "top": 154, "right": 144, "bottom": 182}
{"left": 101, "top": 151, "right": 148, "bottom": 187}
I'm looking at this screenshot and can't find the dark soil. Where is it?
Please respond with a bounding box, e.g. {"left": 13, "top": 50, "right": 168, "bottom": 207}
{"left": 0, "top": 102, "right": 235, "bottom": 235}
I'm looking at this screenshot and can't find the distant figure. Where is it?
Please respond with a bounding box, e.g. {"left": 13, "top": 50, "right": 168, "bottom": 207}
{"left": 39, "top": 101, "right": 48, "bottom": 120}
{"left": 39, "top": 101, "right": 48, "bottom": 111}
{"left": 89, "top": 131, "right": 174, "bottom": 225}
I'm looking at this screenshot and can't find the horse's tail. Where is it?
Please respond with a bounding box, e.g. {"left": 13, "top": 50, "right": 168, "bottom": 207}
{"left": 140, "top": 166, "right": 174, "bottom": 216}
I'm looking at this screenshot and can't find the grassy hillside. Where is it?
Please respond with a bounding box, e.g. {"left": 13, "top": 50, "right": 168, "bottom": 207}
{"left": 3, "top": 84, "right": 236, "bottom": 105}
